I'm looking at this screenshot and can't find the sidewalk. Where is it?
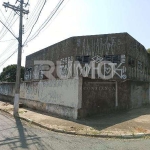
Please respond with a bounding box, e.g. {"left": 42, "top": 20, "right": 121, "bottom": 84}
{"left": 0, "top": 101, "right": 150, "bottom": 138}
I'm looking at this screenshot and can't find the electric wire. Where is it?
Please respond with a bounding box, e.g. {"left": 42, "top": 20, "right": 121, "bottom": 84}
{"left": 0, "top": 39, "right": 16, "bottom": 42}
{"left": 0, "top": 11, "right": 14, "bottom": 37}
{"left": 23, "top": 0, "right": 47, "bottom": 44}
{"left": 24, "top": 0, "right": 44, "bottom": 33}
{"left": 0, "top": 41, "right": 17, "bottom": 58}
{"left": 0, "top": 49, "right": 17, "bottom": 67}
{"left": 24, "top": 0, "right": 64, "bottom": 45}
{"left": 0, "top": 0, "right": 68, "bottom": 67}
{"left": 0, "top": 0, "right": 45, "bottom": 66}
{"left": 0, "top": 15, "right": 18, "bottom": 40}
{"left": 0, "top": 9, "right": 15, "bottom": 33}
{"left": 42, "top": 0, "right": 70, "bottom": 32}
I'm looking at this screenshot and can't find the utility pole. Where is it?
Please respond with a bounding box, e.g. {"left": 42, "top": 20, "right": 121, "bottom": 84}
{"left": 3, "top": 0, "right": 29, "bottom": 116}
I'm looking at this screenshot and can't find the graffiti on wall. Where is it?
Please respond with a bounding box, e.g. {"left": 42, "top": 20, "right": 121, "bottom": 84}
{"left": 33, "top": 55, "right": 127, "bottom": 80}
{"left": 74, "top": 54, "right": 127, "bottom": 79}
{"left": 90, "top": 54, "right": 127, "bottom": 79}
{"left": 59, "top": 56, "right": 73, "bottom": 76}
{"left": 24, "top": 68, "right": 32, "bottom": 80}
{"left": 76, "top": 37, "right": 123, "bottom": 56}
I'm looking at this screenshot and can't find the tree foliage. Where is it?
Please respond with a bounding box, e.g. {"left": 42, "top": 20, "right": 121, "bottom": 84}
{"left": 0, "top": 65, "right": 25, "bottom": 82}
{"left": 147, "top": 48, "right": 150, "bottom": 53}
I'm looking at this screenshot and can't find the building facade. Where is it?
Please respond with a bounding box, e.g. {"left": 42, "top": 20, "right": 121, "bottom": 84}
{"left": 0, "top": 33, "right": 149, "bottom": 119}
{"left": 25, "top": 32, "right": 150, "bottom": 82}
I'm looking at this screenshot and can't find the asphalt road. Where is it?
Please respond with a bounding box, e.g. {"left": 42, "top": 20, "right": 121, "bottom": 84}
{"left": 0, "top": 111, "right": 150, "bottom": 150}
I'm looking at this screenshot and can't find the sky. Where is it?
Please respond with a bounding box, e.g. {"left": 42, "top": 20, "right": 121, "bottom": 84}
{"left": 0, "top": 0, "right": 150, "bottom": 72}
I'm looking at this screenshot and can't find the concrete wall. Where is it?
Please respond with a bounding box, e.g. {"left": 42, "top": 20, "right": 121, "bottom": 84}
{"left": 79, "top": 78, "right": 116, "bottom": 117}
{"left": 25, "top": 32, "right": 150, "bottom": 82}
{"left": 0, "top": 78, "right": 149, "bottom": 119}
{"left": 0, "top": 83, "right": 15, "bottom": 96}
{"left": 0, "top": 78, "right": 82, "bottom": 119}
{"left": 130, "top": 81, "right": 149, "bottom": 108}
{"left": 25, "top": 33, "right": 128, "bottom": 81}
{"left": 117, "top": 81, "right": 130, "bottom": 109}
{"left": 79, "top": 78, "right": 131, "bottom": 117}
{"left": 126, "top": 34, "right": 150, "bottom": 81}
{"left": 20, "top": 79, "right": 82, "bottom": 108}
{"left": 78, "top": 79, "right": 149, "bottom": 118}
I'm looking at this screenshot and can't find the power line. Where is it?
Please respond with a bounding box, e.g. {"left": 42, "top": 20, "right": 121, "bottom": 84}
{"left": 0, "top": 0, "right": 69, "bottom": 68}
{"left": 0, "top": 9, "right": 15, "bottom": 32}
{"left": 0, "top": 49, "right": 17, "bottom": 67}
{"left": 24, "top": 0, "right": 65, "bottom": 45}
{"left": 24, "top": 0, "right": 44, "bottom": 33}
{"left": 24, "top": 0, "right": 46, "bottom": 44}
{"left": 0, "top": 0, "right": 33, "bottom": 67}
{"left": 0, "top": 19, "right": 18, "bottom": 40}
{"left": 0, "top": 38, "right": 16, "bottom": 42}
{"left": 0, "top": 40, "right": 17, "bottom": 68}
{"left": 0, "top": 20, "right": 18, "bottom": 40}
{"left": 0, "top": 41, "right": 17, "bottom": 58}
{"left": 0, "top": 11, "right": 14, "bottom": 38}
{"left": 24, "top": 0, "right": 41, "bottom": 29}
{"left": 0, "top": 14, "right": 19, "bottom": 40}
{"left": 42, "top": 0, "right": 70, "bottom": 32}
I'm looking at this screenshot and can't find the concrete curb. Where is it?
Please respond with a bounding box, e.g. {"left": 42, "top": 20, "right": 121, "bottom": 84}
{"left": 0, "top": 109, "right": 150, "bottom": 139}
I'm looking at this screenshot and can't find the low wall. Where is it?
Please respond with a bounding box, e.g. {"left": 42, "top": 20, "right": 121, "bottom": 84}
{"left": 0, "top": 83, "right": 15, "bottom": 96}
{"left": 0, "top": 79, "right": 149, "bottom": 119}
{"left": 0, "top": 78, "right": 82, "bottom": 119}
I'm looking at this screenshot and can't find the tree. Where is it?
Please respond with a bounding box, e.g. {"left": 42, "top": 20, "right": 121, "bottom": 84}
{"left": 147, "top": 48, "right": 150, "bottom": 53}
{"left": 0, "top": 65, "right": 25, "bottom": 82}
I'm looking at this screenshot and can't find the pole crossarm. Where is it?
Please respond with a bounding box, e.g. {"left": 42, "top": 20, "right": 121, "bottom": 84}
{"left": 3, "top": 2, "right": 29, "bottom": 15}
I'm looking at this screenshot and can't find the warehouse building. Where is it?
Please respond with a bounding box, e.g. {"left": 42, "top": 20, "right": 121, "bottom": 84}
{"left": 0, "top": 33, "right": 149, "bottom": 119}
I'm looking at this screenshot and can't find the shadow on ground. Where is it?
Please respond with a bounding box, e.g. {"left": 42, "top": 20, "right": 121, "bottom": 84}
{"left": 76, "top": 105, "right": 150, "bottom": 132}
{"left": 0, "top": 112, "right": 50, "bottom": 150}
{"left": 23, "top": 104, "right": 150, "bottom": 133}
{"left": 1, "top": 99, "right": 150, "bottom": 134}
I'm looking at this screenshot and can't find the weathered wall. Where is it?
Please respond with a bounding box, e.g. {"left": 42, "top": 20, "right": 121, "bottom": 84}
{"left": 0, "top": 78, "right": 82, "bottom": 119}
{"left": 20, "top": 79, "right": 81, "bottom": 108}
{"left": 72, "top": 33, "right": 127, "bottom": 80}
{"left": 19, "top": 99, "right": 78, "bottom": 119}
{"left": 126, "top": 34, "right": 150, "bottom": 81}
{"left": 25, "top": 32, "right": 150, "bottom": 82}
{"left": 79, "top": 79, "right": 129, "bottom": 117}
{"left": 117, "top": 81, "right": 130, "bottom": 109}
{"left": 79, "top": 78, "right": 116, "bottom": 117}
{"left": 72, "top": 33, "right": 126, "bottom": 57}
{"left": 0, "top": 83, "right": 15, "bottom": 96}
{"left": 79, "top": 79, "right": 147, "bottom": 118}
{"left": 0, "top": 78, "right": 149, "bottom": 119}
{"left": 25, "top": 33, "right": 128, "bottom": 81}
{"left": 130, "top": 81, "right": 149, "bottom": 108}
{"left": 25, "top": 37, "right": 74, "bottom": 80}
